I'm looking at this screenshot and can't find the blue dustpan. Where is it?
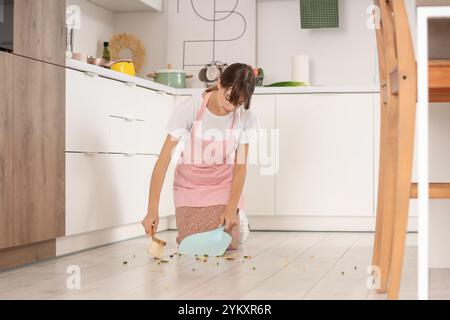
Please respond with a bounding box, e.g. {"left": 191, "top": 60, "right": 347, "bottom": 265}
{"left": 178, "top": 226, "right": 231, "bottom": 257}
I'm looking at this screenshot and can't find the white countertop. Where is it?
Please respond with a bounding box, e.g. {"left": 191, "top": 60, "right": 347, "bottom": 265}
{"left": 66, "top": 59, "right": 380, "bottom": 95}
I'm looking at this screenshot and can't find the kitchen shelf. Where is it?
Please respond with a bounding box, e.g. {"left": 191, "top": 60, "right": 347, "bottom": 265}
{"left": 88, "top": 0, "right": 162, "bottom": 12}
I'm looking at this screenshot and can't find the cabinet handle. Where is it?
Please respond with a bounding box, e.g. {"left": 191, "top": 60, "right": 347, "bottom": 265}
{"left": 84, "top": 152, "right": 98, "bottom": 157}
{"left": 110, "top": 115, "right": 134, "bottom": 122}
{"left": 124, "top": 82, "right": 136, "bottom": 87}
{"left": 124, "top": 153, "right": 136, "bottom": 157}
{"left": 84, "top": 71, "right": 98, "bottom": 78}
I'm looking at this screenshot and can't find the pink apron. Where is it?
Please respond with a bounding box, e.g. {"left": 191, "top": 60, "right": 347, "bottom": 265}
{"left": 173, "top": 91, "right": 246, "bottom": 210}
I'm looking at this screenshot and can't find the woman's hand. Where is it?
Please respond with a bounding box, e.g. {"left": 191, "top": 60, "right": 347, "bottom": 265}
{"left": 141, "top": 211, "right": 159, "bottom": 237}
{"left": 219, "top": 207, "right": 239, "bottom": 232}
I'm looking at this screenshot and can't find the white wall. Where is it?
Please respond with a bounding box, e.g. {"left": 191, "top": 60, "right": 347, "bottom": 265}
{"left": 113, "top": 4, "right": 169, "bottom": 78}
{"left": 257, "top": 0, "right": 378, "bottom": 86}
{"left": 165, "top": 0, "right": 257, "bottom": 88}
{"left": 68, "top": 0, "right": 388, "bottom": 86}
{"left": 66, "top": 0, "right": 115, "bottom": 58}
{"left": 66, "top": 0, "right": 168, "bottom": 77}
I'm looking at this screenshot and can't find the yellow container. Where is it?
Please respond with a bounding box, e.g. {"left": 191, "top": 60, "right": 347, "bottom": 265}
{"left": 110, "top": 61, "right": 136, "bottom": 76}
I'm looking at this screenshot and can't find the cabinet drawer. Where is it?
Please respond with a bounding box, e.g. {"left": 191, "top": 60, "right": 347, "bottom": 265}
{"left": 136, "top": 90, "right": 174, "bottom": 155}
{"left": 66, "top": 70, "right": 111, "bottom": 152}
{"left": 109, "top": 154, "right": 156, "bottom": 225}
{"left": 66, "top": 153, "right": 111, "bottom": 236}
{"left": 66, "top": 153, "right": 161, "bottom": 236}
{"left": 108, "top": 116, "right": 140, "bottom": 154}
{"left": 66, "top": 70, "right": 174, "bottom": 155}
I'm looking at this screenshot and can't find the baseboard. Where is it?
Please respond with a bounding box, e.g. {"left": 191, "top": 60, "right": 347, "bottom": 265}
{"left": 168, "top": 215, "right": 418, "bottom": 232}
{"left": 0, "top": 240, "right": 56, "bottom": 271}
{"left": 55, "top": 217, "right": 170, "bottom": 257}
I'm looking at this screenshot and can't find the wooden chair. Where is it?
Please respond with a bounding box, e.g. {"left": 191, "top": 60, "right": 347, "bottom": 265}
{"left": 372, "top": 0, "right": 450, "bottom": 300}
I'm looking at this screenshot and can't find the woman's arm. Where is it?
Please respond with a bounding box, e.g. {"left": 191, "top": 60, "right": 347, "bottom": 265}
{"left": 220, "top": 143, "right": 250, "bottom": 231}
{"left": 142, "top": 135, "right": 179, "bottom": 236}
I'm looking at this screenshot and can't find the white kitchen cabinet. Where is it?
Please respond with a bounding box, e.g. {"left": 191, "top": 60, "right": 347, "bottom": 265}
{"left": 409, "top": 103, "right": 450, "bottom": 217}
{"left": 276, "top": 94, "right": 374, "bottom": 217}
{"left": 244, "top": 95, "right": 277, "bottom": 216}
{"left": 66, "top": 153, "right": 159, "bottom": 236}
{"left": 109, "top": 154, "right": 156, "bottom": 225}
{"left": 108, "top": 154, "right": 140, "bottom": 226}
{"left": 136, "top": 90, "right": 174, "bottom": 155}
{"left": 66, "top": 69, "right": 179, "bottom": 236}
{"left": 66, "top": 70, "right": 111, "bottom": 153}
{"left": 66, "top": 69, "right": 174, "bottom": 155}
{"left": 107, "top": 81, "right": 142, "bottom": 154}
{"left": 66, "top": 152, "right": 111, "bottom": 236}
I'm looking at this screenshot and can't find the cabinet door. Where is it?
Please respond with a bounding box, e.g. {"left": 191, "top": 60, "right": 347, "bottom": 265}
{"left": 409, "top": 103, "right": 450, "bottom": 217}
{"left": 109, "top": 154, "right": 161, "bottom": 226}
{"left": 244, "top": 95, "right": 277, "bottom": 216}
{"left": 66, "top": 153, "right": 111, "bottom": 236}
{"left": 14, "top": 0, "right": 65, "bottom": 65}
{"left": 137, "top": 91, "right": 175, "bottom": 155}
{"left": 0, "top": 52, "right": 14, "bottom": 249}
{"left": 66, "top": 153, "right": 157, "bottom": 236}
{"left": 13, "top": 55, "right": 65, "bottom": 245}
{"left": 66, "top": 70, "right": 111, "bottom": 153}
{"left": 276, "top": 94, "right": 374, "bottom": 217}
{"left": 107, "top": 82, "right": 141, "bottom": 154}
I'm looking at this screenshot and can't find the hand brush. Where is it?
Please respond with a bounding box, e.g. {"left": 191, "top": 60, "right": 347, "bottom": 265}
{"left": 142, "top": 221, "right": 167, "bottom": 259}
{"left": 148, "top": 236, "right": 167, "bottom": 259}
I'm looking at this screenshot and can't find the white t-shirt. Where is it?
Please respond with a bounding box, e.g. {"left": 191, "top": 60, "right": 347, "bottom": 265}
{"left": 165, "top": 93, "right": 260, "bottom": 145}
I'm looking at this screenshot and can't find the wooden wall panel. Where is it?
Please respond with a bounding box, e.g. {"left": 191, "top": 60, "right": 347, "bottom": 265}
{"left": 13, "top": 55, "right": 65, "bottom": 246}
{"left": 0, "top": 52, "right": 14, "bottom": 250}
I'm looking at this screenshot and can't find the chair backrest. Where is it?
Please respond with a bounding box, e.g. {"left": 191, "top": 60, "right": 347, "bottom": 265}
{"left": 373, "top": 0, "right": 417, "bottom": 106}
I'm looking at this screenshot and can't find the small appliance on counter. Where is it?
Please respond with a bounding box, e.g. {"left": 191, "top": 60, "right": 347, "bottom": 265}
{"left": 255, "top": 68, "right": 265, "bottom": 86}
{"left": 109, "top": 59, "right": 136, "bottom": 76}
{"left": 86, "top": 57, "right": 136, "bottom": 76}
{"left": 147, "top": 64, "right": 193, "bottom": 89}
{"left": 0, "top": 0, "right": 14, "bottom": 52}
{"left": 291, "top": 55, "right": 310, "bottom": 85}
{"left": 198, "top": 61, "right": 228, "bottom": 85}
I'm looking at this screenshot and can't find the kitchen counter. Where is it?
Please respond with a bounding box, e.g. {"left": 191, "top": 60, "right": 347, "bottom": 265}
{"left": 66, "top": 59, "right": 380, "bottom": 96}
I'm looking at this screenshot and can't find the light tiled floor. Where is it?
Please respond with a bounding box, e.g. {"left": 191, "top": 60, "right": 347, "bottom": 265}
{"left": 0, "top": 231, "right": 445, "bottom": 300}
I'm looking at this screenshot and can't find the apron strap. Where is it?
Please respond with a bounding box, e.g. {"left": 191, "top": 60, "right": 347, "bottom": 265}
{"left": 194, "top": 90, "right": 237, "bottom": 132}
{"left": 195, "top": 91, "right": 212, "bottom": 122}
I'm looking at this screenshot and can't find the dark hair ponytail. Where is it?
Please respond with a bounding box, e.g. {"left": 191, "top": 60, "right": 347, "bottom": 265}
{"left": 205, "top": 63, "right": 256, "bottom": 110}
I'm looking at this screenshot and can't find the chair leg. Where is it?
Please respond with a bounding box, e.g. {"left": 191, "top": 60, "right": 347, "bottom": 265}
{"left": 372, "top": 102, "right": 389, "bottom": 287}
{"left": 387, "top": 148, "right": 413, "bottom": 300}
{"left": 375, "top": 101, "right": 399, "bottom": 294}
{"left": 387, "top": 95, "right": 416, "bottom": 300}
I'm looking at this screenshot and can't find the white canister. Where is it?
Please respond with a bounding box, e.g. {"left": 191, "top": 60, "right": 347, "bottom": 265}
{"left": 291, "top": 55, "right": 310, "bottom": 85}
